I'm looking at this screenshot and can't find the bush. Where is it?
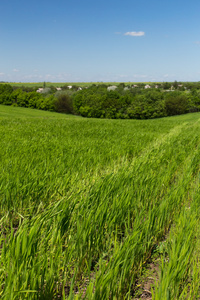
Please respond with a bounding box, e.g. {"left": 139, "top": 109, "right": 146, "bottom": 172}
{"left": 165, "top": 93, "right": 188, "bottom": 115}
{"left": 54, "top": 93, "right": 73, "bottom": 114}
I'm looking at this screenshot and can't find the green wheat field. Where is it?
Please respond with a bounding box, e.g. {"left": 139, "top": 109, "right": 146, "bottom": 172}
{"left": 1, "top": 105, "right": 200, "bottom": 299}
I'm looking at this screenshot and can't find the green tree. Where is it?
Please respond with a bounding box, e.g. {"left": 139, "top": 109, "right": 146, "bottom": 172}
{"left": 55, "top": 93, "right": 73, "bottom": 113}
{"left": 165, "top": 93, "right": 188, "bottom": 115}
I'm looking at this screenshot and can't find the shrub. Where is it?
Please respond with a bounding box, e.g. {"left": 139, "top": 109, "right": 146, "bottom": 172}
{"left": 54, "top": 93, "right": 73, "bottom": 114}
{"left": 165, "top": 93, "right": 188, "bottom": 115}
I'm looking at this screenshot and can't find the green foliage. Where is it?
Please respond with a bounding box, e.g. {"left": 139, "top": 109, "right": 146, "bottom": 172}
{"left": 0, "top": 83, "right": 13, "bottom": 93}
{"left": 165, "top": 92, "right": 188, "bottom": 115}
{"left": 163, "top": 82, "right": 172, "bottom": 89}
{"left": 73, "top": 86, "right": 198, "bottom": 119}
{"left": 1, "top": 83, "right": 200, "bottom": 120}
{"left": 0, "top": 84, "right": 13, "bottom": 105}
{"left": 54, "top": 92, "right": 73, "bottom": 113}
{"left": 0, "top": 84, "right": 56, "bottom": 112}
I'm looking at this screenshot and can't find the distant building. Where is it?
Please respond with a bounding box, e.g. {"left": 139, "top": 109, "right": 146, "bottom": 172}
{"left": 36, "top": 88, "right": 44, "bottom": 93}
{"left": 144, "top": 84, "right": 151, "bottom": 89}
{"left": 107, "top": 85, "right": 117, "bottom": 91}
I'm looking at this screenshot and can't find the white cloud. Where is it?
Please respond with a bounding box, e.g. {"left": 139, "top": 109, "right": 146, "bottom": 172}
{"left": 119, "top": 74, "right": 128, "bottom": 78}
{"left": 45, "top": 74, "right": 52, "bottom": 79}
{"left": 132, "top": 74, "right": 148, "bottom": 78}
{"left": 23, "top": 74, "right": 43, "bottom": 80}
{"left": 195, "top": 41, "right": 200, "bottom": 45}
{"left": 13, "top": 68, "right": 19, "bottom": 72}
{"left": 124, "top": 31, "right": 145, "bottom": 37}
{"left": 0, "top": 72, "right": 5, "bottom": 76}
{"left": 15, "top": 72, "right": 74, "bottom": 82}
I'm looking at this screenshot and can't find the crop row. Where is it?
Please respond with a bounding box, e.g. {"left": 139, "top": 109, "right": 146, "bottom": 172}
{"left": 0, "top": 106, "right": 200, "bottom": 298}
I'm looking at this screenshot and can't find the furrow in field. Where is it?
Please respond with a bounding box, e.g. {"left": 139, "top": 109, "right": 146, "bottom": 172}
{"left": 1, "top": 109, "right": 200, "bottom": 299}
{"left": 59, "top": 119, "right": 200, "bottom": 298}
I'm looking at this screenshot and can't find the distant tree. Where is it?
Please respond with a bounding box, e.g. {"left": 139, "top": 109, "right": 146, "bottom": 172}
{"left": 49, "top": 85, "right": 57, "bottom": 93}
{"left": 162, "top": 82, "right": 171, "bottom": 90}
{"left": 0, "top": 84, "right": 13, "bottom": 105}
{"left": 0, "top": 84, "right": 13, "bottom": 94}
{"left": 41, "top": 88, "right": 51, "bottom": 94}
{"left": 71, "top": 85, "right": 79, "bottom": 91}
{"left": 61, "top": 84, "right": 70, "bottom": 90}
{"left": 173, "top": 80, "right": 178, "bottom": 89}
{"left": 118, "top": 83, "right": 126, "bottom": 89}
{"left": 55, "top": 93, "right": 73, "bottom": 113}
{"left": 9, "top": 89, "right": 27, "bottom": 106}
{"left": 165, "top": 93, "right": 188, "bottom": 115}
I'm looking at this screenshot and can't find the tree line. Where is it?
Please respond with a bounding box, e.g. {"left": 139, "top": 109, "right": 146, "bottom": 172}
{"left": 1, "top": 83, "right": 200, "bottom": 119}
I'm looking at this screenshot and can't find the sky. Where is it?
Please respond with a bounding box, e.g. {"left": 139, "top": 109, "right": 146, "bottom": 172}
{"left": 0, "top": 0, "right": 200, "bottom": 83}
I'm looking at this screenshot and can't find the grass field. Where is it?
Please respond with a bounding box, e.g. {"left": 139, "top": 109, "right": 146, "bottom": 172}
{"left": 0, "top": 105, "right": 200, "bottom": 299}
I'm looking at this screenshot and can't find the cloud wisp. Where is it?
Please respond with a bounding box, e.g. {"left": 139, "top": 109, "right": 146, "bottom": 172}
{"left": 124, "top": 31, "right": 145, "bottom": 37}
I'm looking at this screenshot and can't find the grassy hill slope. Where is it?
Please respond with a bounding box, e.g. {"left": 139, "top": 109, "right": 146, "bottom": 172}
{"left": 0, "top": 105, "right": 200, "bottom": 299}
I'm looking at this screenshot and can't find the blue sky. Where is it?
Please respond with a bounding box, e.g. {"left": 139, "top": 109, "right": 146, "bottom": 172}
{"left": 1, "top": 0, "right": 200, "bottom": 82}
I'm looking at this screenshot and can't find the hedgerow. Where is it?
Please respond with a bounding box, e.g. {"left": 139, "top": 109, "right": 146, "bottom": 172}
{"left": 1, "top": 83, "right": 200, "bottom": 118}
